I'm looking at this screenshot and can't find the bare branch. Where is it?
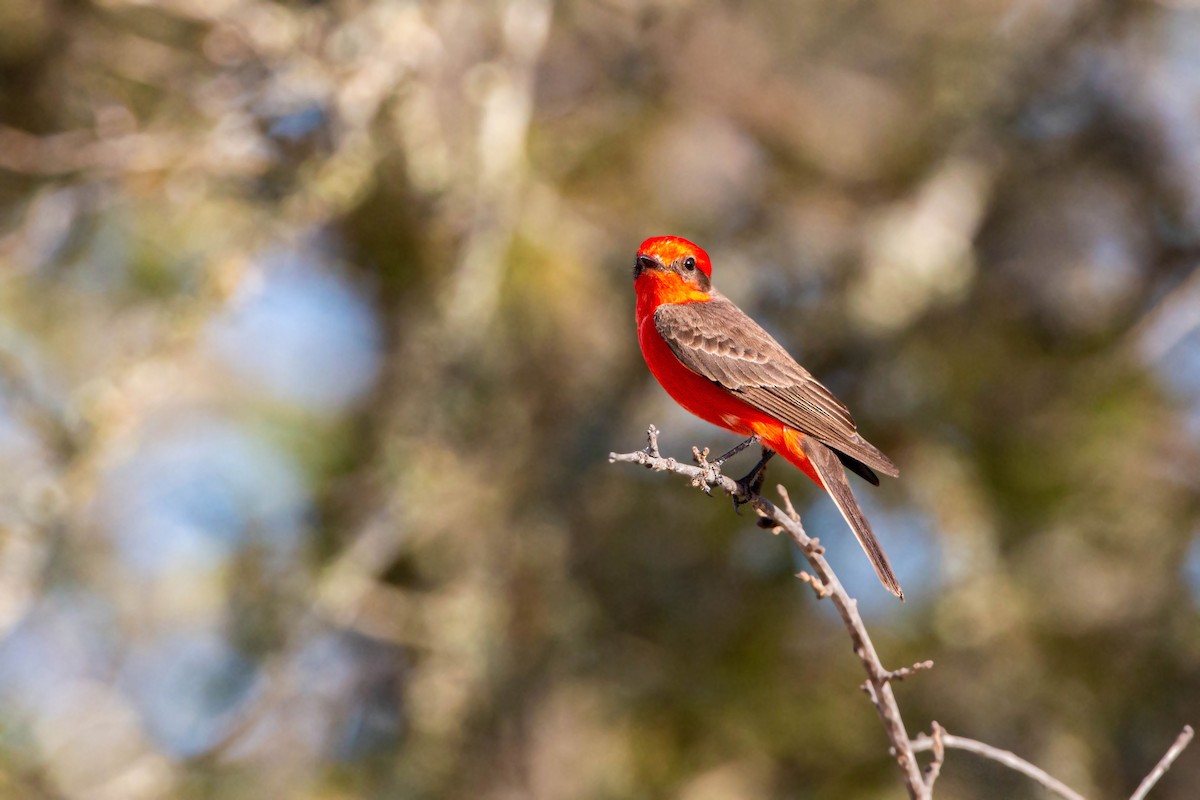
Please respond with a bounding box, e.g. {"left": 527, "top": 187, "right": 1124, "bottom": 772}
{"left": 923, "top": 721, "right": 946, "bottom": 794}
{"left": 909, "top": 730, "right": 1087, "bottom": 800}
{"left": 614, "top": 426, "right": 1191, "bottom": 800}
{"left": 645, "top": 424, "right": 662, "bottom": 457}
{"left": 886, "top": 660, "right": 936, "bottom": 684}
{"left": 796, "top": 570, "right": 832, "bottom": 599}
{"left": 777, "top": 484, "right": 801, "bottom": 522}
{"left": 611, "top": 427, "right": 928, "bottom": 799}
{"left": 1129, "top": 725, "right": 1194, "bottom": 800}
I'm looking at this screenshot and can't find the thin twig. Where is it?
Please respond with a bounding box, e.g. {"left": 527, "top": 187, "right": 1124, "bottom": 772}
{"left": 796, "top": 570, "right": 832, "bottom": 599}
{"left": 923, "top": 721, "right": 946, "bottom": 794}
{"left": 887, "top": 660, "right": 936, "bottom": 683}
{"left": 1129, "top": 725, "right": 1194, "bottom": 800}
{"left": 909, "top": 730, "right": 1087, "bottom": 800}
{"left": 611, "top": 426, "right": 928, "bottom": 799}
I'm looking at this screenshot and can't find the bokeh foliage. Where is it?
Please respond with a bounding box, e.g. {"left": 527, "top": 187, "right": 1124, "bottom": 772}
{"left": 1, "top": 0, "right": 1199, "bottom": 798}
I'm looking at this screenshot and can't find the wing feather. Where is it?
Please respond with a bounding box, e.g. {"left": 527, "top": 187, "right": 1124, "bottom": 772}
{"left": 654, "top": 294, "right": 899, "bottom": 479}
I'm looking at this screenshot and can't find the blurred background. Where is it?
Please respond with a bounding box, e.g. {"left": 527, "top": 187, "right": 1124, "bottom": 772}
{"left": 1, "top": 0, "right": 1199, "bottom": 797}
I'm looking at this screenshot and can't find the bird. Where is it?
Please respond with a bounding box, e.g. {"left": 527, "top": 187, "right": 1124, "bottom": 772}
{"left": 632, "top": 235, "right": 903, "bottom": 598}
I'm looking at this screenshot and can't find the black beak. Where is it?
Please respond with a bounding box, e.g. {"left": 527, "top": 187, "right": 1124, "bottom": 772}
{"left": 634, "top": 254, "right": 660, "bottom": 277}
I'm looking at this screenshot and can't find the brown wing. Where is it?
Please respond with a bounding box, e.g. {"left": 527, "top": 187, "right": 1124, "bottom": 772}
{"left": 654, "top": 293, "right": 899, "bottom": 479}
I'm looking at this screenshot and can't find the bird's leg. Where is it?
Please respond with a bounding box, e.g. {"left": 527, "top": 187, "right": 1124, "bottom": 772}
{"left": 714, "top": 435, "right": 759, "bottom": 466}
{"left": 693, "top": 435, "right": 763, "bottom": 498}
{"left": 733, "top": 447, "right": 776, "bottom": 513}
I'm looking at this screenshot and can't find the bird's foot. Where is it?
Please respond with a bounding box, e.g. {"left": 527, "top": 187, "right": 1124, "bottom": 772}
{"left": 732, "top": 448, "right": 776, "bottom": 514}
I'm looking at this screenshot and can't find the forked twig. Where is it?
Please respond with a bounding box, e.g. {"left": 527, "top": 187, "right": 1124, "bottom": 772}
{"left": 910, "top": 729, "right": 1086, "bottom": 800}
{"left": 923, "top": 722, "right": 946, "bottom": 794}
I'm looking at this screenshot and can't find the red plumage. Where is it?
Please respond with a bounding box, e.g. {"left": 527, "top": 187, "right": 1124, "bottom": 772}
{"left": 633, "top": 235, "right": 903, "bottom": 598}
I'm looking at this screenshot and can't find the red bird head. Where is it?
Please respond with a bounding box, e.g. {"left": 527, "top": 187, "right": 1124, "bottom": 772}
{"left": 635, "top": 235, "right": 712, "bottom": 279}
{"left": 633, "top": 235, "right": 705, "bottom": 309}
{"left": 633, "top": 236, "right": 714, "bottom": 309}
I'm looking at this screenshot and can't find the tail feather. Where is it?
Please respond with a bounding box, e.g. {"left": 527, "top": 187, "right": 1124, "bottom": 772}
{"left": 836, "top": 451, "right": 880, "bottom": 486}
{"left": 798, "top": 436, "right": 904, "bottom": 600}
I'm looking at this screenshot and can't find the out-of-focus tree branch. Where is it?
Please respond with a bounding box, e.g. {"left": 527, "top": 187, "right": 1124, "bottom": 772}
{"left": 911, "top": 723, "right": 1195, "bottom": 800}
{"left": 910, "top": 728, "right": 1087, "bottom": 800}
{"left": 442, "top": 0, "right": 552, "bottom": 342}
{"left": 1130, "top": 726, "right": 1195, "bottom": 800}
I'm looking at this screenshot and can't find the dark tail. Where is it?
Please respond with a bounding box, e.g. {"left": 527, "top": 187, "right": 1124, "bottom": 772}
{"left": 799, "top": 436, "right": 904, "bottom": 599}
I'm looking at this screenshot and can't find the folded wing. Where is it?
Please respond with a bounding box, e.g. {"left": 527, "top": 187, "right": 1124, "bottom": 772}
{"left": 654, "top": 293, "right": 899, "bottom": 481}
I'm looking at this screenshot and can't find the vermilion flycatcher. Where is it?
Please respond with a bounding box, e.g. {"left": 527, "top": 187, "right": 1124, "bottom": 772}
{"left": 633, "top": 235, "right": 903, "bottom": 598}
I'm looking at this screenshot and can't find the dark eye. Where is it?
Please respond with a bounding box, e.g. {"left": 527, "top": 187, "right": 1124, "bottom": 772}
{"left": 684, "top": 256, "right": 697, "bottom": 271}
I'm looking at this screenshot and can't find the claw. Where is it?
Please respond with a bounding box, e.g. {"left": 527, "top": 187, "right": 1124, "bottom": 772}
{"left": 731, "top": 447, "right": 775, "bottom": 514}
